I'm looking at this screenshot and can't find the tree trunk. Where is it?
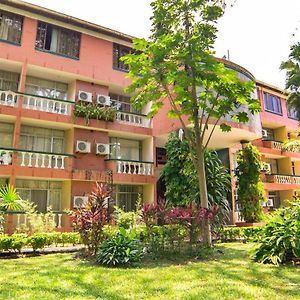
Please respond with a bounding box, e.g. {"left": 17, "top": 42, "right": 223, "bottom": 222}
{"left": 197, "top": 147, "right": 212, "bottom": 246}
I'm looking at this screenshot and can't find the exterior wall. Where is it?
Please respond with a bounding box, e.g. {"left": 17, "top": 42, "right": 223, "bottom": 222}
{"left": 0, "top": 2, "right": 299, "bottom": 232}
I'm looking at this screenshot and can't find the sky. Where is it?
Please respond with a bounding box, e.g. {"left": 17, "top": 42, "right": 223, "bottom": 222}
{"left": 24, "top": 0, "right": 300, "bottom": 89}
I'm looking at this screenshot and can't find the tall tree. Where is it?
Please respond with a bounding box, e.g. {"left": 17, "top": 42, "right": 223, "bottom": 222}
{"left": 123, "top": 0, "right": 260, "bottom": 245}
{"left": 280, "top": 42, "right": 300, "bottom": 120}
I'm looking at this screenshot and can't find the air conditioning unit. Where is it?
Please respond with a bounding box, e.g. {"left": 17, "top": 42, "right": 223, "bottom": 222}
{"left": 266, "top": 198, "right": 274, "bottom": 207}
{"left": 96, "top": 143, "right": 110, "bottom": 155}
{"left": 73, "top": 196, "right": 89, "bottom": 208}
{"left": 96, "top": 94, "right": 111, "bottom": 106}
{"left": 76, "top": 141, "right": 91, "bottom": 153}
{"left": 263, "top": 163, "right": 271, "bottom": 173}
{"left": 262, "top": 129, "right": 268, "bottom": 138}
{"left": 78, "top": 90, "right": 93, "bottom": 103}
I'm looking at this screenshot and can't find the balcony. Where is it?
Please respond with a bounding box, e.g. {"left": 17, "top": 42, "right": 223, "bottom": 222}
{"left": 106, "top": 159, "right": 154, "bottom": 176}
{"left": 0, "top": 90, "right": 18, "bottom": 107}
{"left": 116, "top": 111, "right": 152, "bottom": 128}
{"left": 5, "top": 211, "right": 71, "bottom": 233}
{"left": 22, "top": 93, "right": 73, "bottom": 115}
{"left": 0, "top": 147, "right": 73, "bottom": 170}
{"left": 262, "top": 140, "right": 282, "bottom": 151}
{"left": 0, "top": 90, "right": 74, "bottom": 115}
{"left": 265, "top": 174, "right": 300, "bottom": 185}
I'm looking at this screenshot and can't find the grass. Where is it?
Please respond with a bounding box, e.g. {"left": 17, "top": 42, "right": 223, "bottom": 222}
{"left": 0, "top": 243, "right": 299, "bottom": 300}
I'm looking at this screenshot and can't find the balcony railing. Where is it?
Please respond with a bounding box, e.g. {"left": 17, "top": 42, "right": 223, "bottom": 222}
{"left": 262, "top": 140, "right": 282, "bottom": 151}
{"left": 0, "top": 90, "right": 18, "bottom": 107}
{"left": 0, "top": 147, "right": 73, "bottom": 170}
{"left": 22, "top": 93, "right": 73, "bottom": 115}
{"left": 0, "top": 90, "right": 74, "bottom": 115}
{"left": 106, "top": 159, "right": 154, "bottom": 175}
{"left": 9, "top": 211, "right": 67, "bottom": 230}
{"left": 265, "top": 174, "right": 300, "bottom": 185}
{"left": 116, "top": 111, "right": 152, "bottom": 128}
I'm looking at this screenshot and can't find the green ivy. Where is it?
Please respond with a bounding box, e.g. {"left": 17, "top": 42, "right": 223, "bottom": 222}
{"left": 73, "top": 102, "right": 116, "bottom": 124}
{"left": 235, "top": 143, "right": 266, "bottom": 223}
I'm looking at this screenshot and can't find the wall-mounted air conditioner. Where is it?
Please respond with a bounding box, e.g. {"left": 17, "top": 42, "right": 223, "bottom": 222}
{"left": 96, "top": 143, "right": 110, "bottom": 155}
{"left": 263, "top": 163, "right": 271, "bottom": 173}
{"left": 96, "top": 94, "right": 111, "bottom": 106}
{"left": 78, "top": 91, "right": 93, "bottom": 103}
{"left": 262, "top": 129, "right": 268, "bottom": 138}
{"left": 76, "top": 141, "right": 91, "bottom": 153}
{"left": 73, "top": 196, "right": 89, "bottom": 208}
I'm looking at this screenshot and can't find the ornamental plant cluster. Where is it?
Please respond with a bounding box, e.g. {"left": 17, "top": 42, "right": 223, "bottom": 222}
{"left": 72, "top": 182, "right": 219, "bottom": 266}
{"left": 253, "top": 199, "right": 300, "bottom": 265}
{"left": 73, "top": 102, "right": 116, "bottom": 124}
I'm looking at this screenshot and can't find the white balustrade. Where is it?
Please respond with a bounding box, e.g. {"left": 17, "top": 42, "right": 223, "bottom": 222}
{"left": 0, "top": 150, "right": 13, "bottom": 165}
{"left": 0, "top": 90, "right": 18, "bottom": 107}
{"left": 116, "top": 111, "right": 152, "bottom": 128}
{"left": 271, "top": 141, "right": 282, "bottom": 150}
{"left": 14, "top": 212, "right": 63, "bottom": 230}
{"left": 292, "top": 176, "right": 300, "bottom": 185}
{"left": 23, "top": 95, "right": 72, "bottom": 115}
{"left": 274, "top": 175, "right": 292, "bottom": 184}
{"left": 116, "top": 160, "right": 153, "bottom": 175}
{"left": 18, "top": 151, "right": 68, "bottom": 169}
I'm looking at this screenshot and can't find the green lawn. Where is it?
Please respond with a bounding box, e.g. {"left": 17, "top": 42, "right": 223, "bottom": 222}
{"left": 0, "top": 243, "right": 299, "bottom": 300}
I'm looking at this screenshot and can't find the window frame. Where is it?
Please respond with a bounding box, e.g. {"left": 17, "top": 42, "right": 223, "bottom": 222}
{"left": 0, "top": 10, "right": 23, "bottom": 46}
{"left": 263, "top": 92, "right": 283, "bottom": 115}
{"left": 112, "top": 43, "right": 131, "bottom": 72}
{"left": 35, "top": 21, "right": 81, "bottom": 60}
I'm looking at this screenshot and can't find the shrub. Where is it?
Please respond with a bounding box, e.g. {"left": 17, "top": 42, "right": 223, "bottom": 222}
{"left": 114, "top": 207, "right": 136, "bottom": 229}
{"left": 253, "top": 200, "right": 300, "bottom": 265}
{"left": 96, "top": 227, "right": 143, "bottom": 267}
{"left": 28, "top": 233, "right": 51, "bottom": 251}
{"left": 216, "top": 226, "right": 263, "bottom": 242}
{"left": 72, "top": 182, "right": 112, "bottom": 256}
{"left": 0, "top": 234, "right": 27, "bottom": 252}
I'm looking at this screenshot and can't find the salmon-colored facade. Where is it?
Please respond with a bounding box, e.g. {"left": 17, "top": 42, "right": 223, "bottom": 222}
{"left": 0, "top": 1, "right": 298, "bottom": 232}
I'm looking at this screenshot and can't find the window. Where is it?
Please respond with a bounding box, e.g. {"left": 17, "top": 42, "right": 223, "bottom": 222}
{"left": 262, "top": 127, "right": 275, "bottom": 140}
{"left": 292, "top": 162, "right": 295, "bottom": 176}
{"left": 20, "top": 126, "right": 64, "bottom": 153}
{"left": 16, "top": 179, "right": 62, "bottom": 212}
{"left": 263, "top": 92, "right": 282, "bottom": 114}
{"left": 109, "top": 137, "right": 141, "bottom": 161}
{"left": 268, "top": 191, "right": 280, "bottom": 209}
{"left": 0, "top": 11, "right": 23, "bottom": 45}
{"left": 35, "top": 22, "right": 80, "bottom": 59}
{"left": 113, "top": 185, "right": 143, "bottom": 212}
{"left": 0, "top": 178, "right": 8, "bottom": 187}
{"left": 156, "top": 147, "right": 167, "bottom": 165}
{"left": 265, "top": 158, "right": 278, "bottom": 174}
{"left": 25, "top": 76, "right": 68, "bottom": 100}
{"left": 0, "top": 69, "right": 19, "bottom": 91}
{"left": 287, "top": 106, "right": 299, "bottom": 120}
{"left": 0, "top": 122, "right": 14, "bottom": 148}
{"left": 109, "top": 93, "right": 140, "bottom": 113}
{"left": 113, "top": 43, "right": 131, "bottom": 71}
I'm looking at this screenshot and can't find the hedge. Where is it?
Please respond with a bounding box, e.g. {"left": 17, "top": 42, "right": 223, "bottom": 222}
{"left": 0, "top": 232, "right": 81, "bottom": 253}
{"left": 216, "top": 226, "right": 263, "bottom": 242}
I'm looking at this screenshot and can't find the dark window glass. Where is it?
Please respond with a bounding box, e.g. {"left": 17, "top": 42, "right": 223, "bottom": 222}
{"left": 0, "top": 11, "right": 23, "bottom": 44}
{"left": 35, "top": 22, "right": 80, "bottom": 59}
{"left": 113, "top": 43, "right": 131, "bottom": 71}
{"left": 287, "top": 106, "right": 299, "bottom": 120}
{"left": 263, "top": 92, "right": 282, "bottom": 114}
